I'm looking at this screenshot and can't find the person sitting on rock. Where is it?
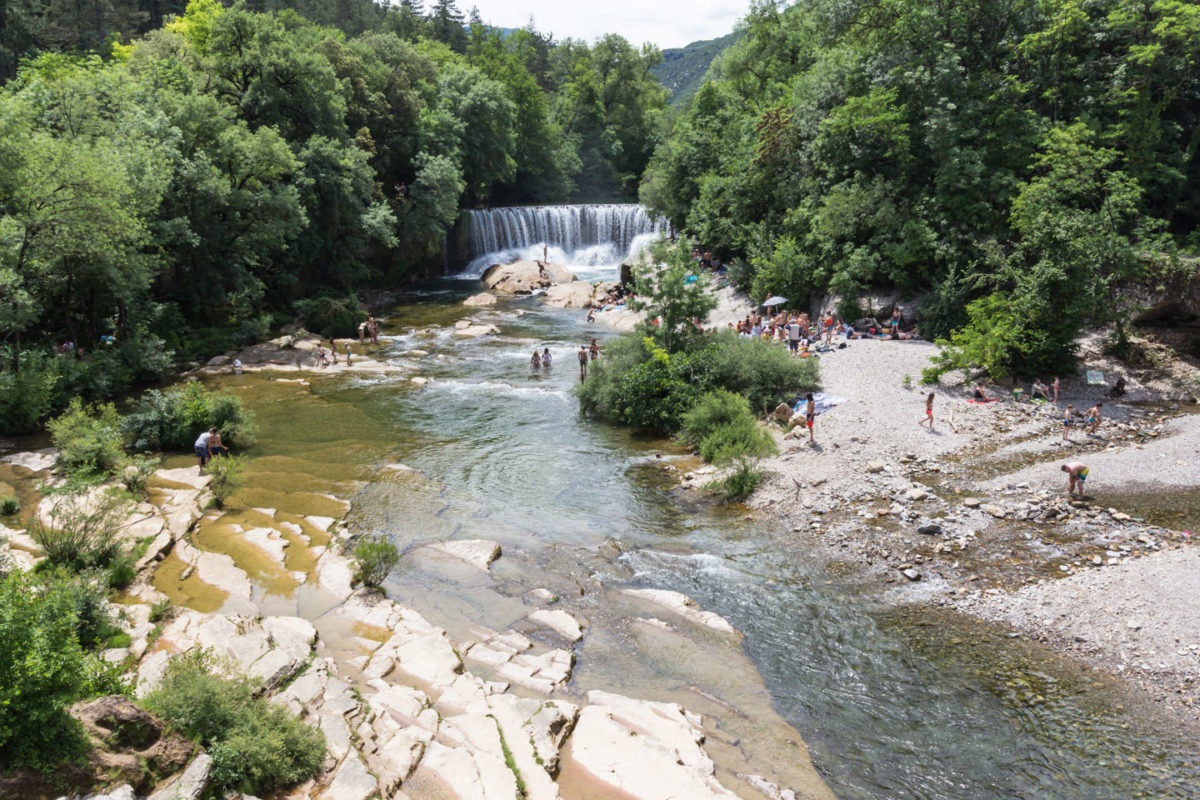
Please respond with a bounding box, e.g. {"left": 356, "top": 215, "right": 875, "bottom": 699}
{"left": 1031, "top": 378, "right": 1051, "bottom": 401}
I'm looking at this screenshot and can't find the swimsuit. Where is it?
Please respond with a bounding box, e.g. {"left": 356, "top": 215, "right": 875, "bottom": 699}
{"left": 1077, "top": 467, "right": 1088, "bottom": 481}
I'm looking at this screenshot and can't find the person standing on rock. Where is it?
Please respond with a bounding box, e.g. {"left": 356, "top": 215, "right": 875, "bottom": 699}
{"left": 367, "top": 316, "right": 379, "bottom": 344}
{"left": 918, "top": 392, "right": 934, "bottom": 430}
{"left": 1062, "top": 404, "right": 1074, "bottom": 442}
{"left": 578, "top": 345, "right": 589, "bottom": 378}
{"left": 345, "top": 343, "right": 352, "bottom": 365}
{"left": 805, "top": 392, "right": 816, "bottom": 444}
{"left": 1085, "top": 403, "right": 1103, "bottom": 434}
{"left": 194, "top": 427, "right": 217, "bottom": 468}
{"left": 358, "top": 321, "right": 367, "bottom": 343}
{"left": 1052, "top": 376, "right": 1061, "bottom": 403}
{"left": 1062, "top": 461, "right": 1089, "bottom": 496}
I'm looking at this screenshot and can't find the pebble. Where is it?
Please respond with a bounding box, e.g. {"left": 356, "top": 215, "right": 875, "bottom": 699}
{"left": 902, "top": 568, "right": 921, "bottom": 581}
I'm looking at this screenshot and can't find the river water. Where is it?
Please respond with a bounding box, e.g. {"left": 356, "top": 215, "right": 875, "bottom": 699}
{"left": 155, "top": 270, "right": 1199, "bottom": 798}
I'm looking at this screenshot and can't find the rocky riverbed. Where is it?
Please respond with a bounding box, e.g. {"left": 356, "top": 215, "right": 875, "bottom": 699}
{"left": 725, "top": 336, "right": 1199, "bottom": 727}
{"left": 0, "top": 383, "right": 834, "bottom": 800}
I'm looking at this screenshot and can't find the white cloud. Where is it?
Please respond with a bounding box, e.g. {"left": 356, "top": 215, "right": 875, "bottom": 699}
{"left": 464, "top": 0, "right": 748, "bottom": 49}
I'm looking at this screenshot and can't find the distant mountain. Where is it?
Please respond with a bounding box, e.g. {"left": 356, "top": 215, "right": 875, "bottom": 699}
{"left": 653, "top": 31, "right": 743, "bottom": 106}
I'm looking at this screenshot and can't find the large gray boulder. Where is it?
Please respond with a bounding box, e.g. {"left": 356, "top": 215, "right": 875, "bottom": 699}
{"left": 481, "top": 260, "right": 576, "bottom": 294}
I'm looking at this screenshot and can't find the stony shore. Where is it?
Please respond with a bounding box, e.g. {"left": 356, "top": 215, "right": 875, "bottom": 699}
{"left": 718, "top": 333, "right": 1199, "bottom": 726}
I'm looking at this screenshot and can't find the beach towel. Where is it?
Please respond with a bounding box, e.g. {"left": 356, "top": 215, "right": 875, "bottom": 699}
{"left": 793, "top": 393, "right": 847, "bottom": 416}
{"left": 1086, "top": 370, "right": 1105, "bottom": 385}
{"left": 967, "top": 398, "right": 997, "bottom": 404}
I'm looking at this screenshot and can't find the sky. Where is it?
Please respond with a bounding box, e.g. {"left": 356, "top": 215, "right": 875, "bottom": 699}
{"left": 463, "top": 1, "right": 749, "bottom": 50}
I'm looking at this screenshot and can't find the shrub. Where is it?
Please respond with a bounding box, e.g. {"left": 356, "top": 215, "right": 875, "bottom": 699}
{"left": 294, "top": 295, "right": 362, "bottom": 339}
{"left": 120, "top": 456, "right": 161, "bottom": 498}
{"left": 204, "top": 455, "right": 246, "bottom": 509}
{"left": 47, "top": 398, "right": 125, "bottom": 478}
{"left": 680, "top": 390, "right": 777, "bottom": 465}
{"left": 352, "top": 535, "right": 400, "bottom": 589}
{"left": 0, "top": 496, "right": 18, "bottom": 516}
{"left": 0, "top": 572, "right": 122, "bottom": 770}
{"left": 0, "top": 350, "right": 61, "bottom": 434}
{"left": 144, "top": 650, "right": 325, "bottom": 796}
{"left": 699, "top": 332, "right": 820, "bottom": 414}
{"left": 29, "top": 486, "right": 131, "bottom": 573}
{"left": 123, "top": 382, "right": 257, "bottom": 452}
{"left": 707, "top": 458, "right": 764, "bottom": 503}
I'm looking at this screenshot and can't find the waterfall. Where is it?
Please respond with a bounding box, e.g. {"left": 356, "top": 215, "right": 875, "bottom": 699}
{"left": 455, "top": 204, "right": 667, "bottom": 279}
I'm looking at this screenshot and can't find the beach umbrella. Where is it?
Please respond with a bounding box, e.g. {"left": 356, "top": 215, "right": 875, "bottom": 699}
{"left": 762, "top": 296, "right": 788, "bottom": 307}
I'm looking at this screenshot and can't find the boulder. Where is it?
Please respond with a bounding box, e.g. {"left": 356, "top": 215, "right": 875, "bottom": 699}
{"left": 147, "top": 753, "right": 212, "bottom": 800}
{"left": 425, "top": 539, "right": 501, "bottom": 571}
{"left": 544, "top": 281, "right": 597, "bottom": 309}
{"left": 1, "top": 448, "right": 57, "bottom": 472}
{"left": 481, "top": 260, "right": 576, "bottom": 294}
{"left": 773, "top": 402, "right": 794, "bottom": 422}
{"left": 462, "top": 292, "right": 497, "bottom": 307}
{"left": 525, "top": 609, "right": 584, "bottom": 643}
{"left": 916, "top": 523, "right": 942, "bottom": 535}
{"left": 453, "top": 324, "right": 500, "bottom": 338}
{"left": 567, "top": 691, "right": 738, "bottom": 800}
{"left": 620, "top": 588, "right": 737, "bottom": 635}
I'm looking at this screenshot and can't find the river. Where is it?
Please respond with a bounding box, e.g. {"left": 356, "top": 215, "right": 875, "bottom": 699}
{"left": 151, "top": 208, "right": 1198, "bottom": 799}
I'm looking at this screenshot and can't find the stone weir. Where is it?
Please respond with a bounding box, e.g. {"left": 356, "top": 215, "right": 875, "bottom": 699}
{"left": 0, "top": 444, "right": 835, "bottom": 800}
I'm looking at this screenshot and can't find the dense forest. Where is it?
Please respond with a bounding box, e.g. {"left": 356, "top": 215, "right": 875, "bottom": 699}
{"left": 641, "top": 0, "right": 1200, "bottom": 379}
{"left": 0, "top": 0, "right": 668, "bottom": 433}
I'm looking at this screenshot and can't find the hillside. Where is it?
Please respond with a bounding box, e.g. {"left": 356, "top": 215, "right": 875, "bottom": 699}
{"left": 653, "top": 31, "right": 741, "bottom": 106}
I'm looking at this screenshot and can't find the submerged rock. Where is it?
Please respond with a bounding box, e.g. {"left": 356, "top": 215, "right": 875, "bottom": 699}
{"left": 462, "top": 292, "right": 498, "bottom": 307}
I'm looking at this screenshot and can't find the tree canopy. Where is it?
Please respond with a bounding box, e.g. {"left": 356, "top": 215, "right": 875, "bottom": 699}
{"left": 0, "top": 0, "right": 668, "bottom": 433}
{"left": 640, "top": 0, "right": 1198, "bottom": 377}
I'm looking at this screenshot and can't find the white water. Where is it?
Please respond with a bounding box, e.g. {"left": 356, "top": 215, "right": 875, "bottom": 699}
{"left": 457, "top": 204, "right": 667, "bottom": 282}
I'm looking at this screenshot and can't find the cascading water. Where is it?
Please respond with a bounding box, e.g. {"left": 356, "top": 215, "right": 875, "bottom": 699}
{"left": 457, "top": 203, "right": 667, "bottom": 280}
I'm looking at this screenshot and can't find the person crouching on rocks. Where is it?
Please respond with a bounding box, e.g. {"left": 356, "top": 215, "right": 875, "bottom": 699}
{"left": 1062, "top": 461, "right": 1089, "bottom": 496}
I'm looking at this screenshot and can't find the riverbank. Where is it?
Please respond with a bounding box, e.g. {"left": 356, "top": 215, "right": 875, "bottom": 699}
{"left": 733, "top": 332, "right": 1199, "bottom": 726}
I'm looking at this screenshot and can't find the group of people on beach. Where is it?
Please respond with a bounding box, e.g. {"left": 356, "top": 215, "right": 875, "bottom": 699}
{"left": 726, "top": 307, "right": 918, "bottom": 355}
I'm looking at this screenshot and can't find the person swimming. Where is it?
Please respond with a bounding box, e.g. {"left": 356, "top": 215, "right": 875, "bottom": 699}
{"left": 541, "top": 347, "right": 552, "bottom": 367}
{"left": 531, "top": 348, "right": 541, "bottom": 369}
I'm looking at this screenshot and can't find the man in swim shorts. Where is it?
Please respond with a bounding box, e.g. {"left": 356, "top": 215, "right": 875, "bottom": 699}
{"left": 1062, "top": 404, "right": 1074, "bottom": 442}
{"left": 1084, "top": 403, "right": 1102, "bottom": 434}
{"left": 1062, "top": 461, "right": 1089, "bottom": 496}
{"left": 194, "top": 427, "right": 217, "bottom": 468}
{"left": 804, "top": 392, "right": 816, "bottom": 444}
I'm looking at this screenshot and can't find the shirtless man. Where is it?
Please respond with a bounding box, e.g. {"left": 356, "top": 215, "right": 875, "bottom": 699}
{"left": 1061, "top": 461, "right": 1089, "bottom": 496}
{"left": 577, "top": 345, "right": 589, "bottom": 377}
{"left": 1084, "top": 402, "right": 1103, "bottom": 434}
{"left": 1031, "top": 378, "right": 1050, "bottom": 401}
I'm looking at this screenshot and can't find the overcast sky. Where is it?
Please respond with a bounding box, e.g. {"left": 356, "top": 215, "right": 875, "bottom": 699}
{"left": 463, "top": 1, "right": 749, "bottom": 49}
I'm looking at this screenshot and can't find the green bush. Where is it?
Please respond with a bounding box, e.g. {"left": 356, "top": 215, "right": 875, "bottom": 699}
{"left": 707, "top": 458, "right": 764, "bottom": 503}
{"left": 352, "top": 535, "right": 400, "bottom": 589}
{"left": 144, "top": 650, "right": 325, "bottom": 796}
{"left": 120, "top": 456, "right": 161, "bottom": 498}
{"left": 204, "top": 455, "right": 246, "bottom": 509}
{"left": 580, "top": 333, "right": 819, "bottom": 436}
{"left": 699, "top": 332, "right": 820, "bottom": 414}
{"left": 29, "top": 486, "right": 131, "bottom": 574}
{"left": 680, "top": 390, "right": 777, "bottom": 465}
{"left": 47, "top": 398, "right": 125, "bottom": 478}
{"left": 0, "top": 496, "right": 18, "bottom": 516}
{"left": 123, "top": 382, "right": 257, "bottom": 452}
{"left": 293, "top": 295, "right": 362, "bottom": 339}
{"left": 0, "top": 350, "right": 62, "bottom": 434}
{"left": 0, "top": 572, "right": 122, "bottom": 770}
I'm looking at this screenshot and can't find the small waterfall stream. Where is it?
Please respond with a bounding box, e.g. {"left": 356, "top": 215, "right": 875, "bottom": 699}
{"left": 457, "top": 204, "right": 667, "bottom": 279}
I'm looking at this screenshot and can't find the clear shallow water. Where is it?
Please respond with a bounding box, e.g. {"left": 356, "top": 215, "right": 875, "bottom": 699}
{"left": 211, "top": 279, "right": 1198, "bottom": 799}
